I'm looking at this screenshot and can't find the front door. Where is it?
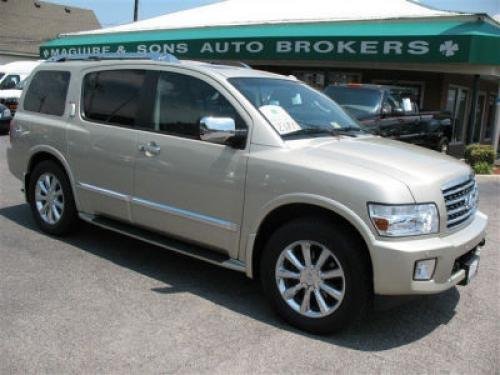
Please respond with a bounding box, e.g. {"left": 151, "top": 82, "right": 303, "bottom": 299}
{"left": 132, "top": 70, "right": 250, "bottom": 257}
{"left": 68, "top": 68, "right": 146, "bottom": 221}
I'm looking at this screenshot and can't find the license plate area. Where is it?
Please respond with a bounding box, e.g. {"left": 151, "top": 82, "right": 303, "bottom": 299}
{"left": 456, "top": 248, "right": 481, "bottom": 286}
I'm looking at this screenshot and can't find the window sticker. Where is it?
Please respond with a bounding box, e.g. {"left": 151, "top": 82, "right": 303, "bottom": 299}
{"left": 259, "top": 105, "right": 301, "bottom": 135}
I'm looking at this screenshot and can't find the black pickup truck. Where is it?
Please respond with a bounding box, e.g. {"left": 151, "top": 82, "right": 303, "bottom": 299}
{"left": 324, "top": 84, "right": 452, "bottom": 153}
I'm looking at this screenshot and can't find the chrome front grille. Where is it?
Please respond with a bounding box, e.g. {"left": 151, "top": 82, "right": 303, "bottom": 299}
{"left": 442, "top": 176, "right": 478, "bottom": 229}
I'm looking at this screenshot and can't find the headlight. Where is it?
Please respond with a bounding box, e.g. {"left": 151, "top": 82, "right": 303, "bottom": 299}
{"left": 0, "top": 108, "right": 11, "bottom": 119}
{"left": 368, "top": 203, "right": 439, "bottom": 237}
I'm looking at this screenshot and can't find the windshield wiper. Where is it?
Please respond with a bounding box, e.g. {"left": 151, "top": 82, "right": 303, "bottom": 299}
{"left": 283, "top": 126, "right": 365, "bottom": 138}
{"left": 282, "top": 127, "right": 334, "bottom": 138}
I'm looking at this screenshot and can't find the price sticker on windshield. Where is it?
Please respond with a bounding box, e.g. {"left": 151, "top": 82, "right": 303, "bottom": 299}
{"left": 259, "top": 105, "right": 301, "bottom": 135}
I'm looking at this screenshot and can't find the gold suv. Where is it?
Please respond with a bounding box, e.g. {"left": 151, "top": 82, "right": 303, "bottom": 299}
{"left": 7, "top": 54, "right": 487, "bottom": 333}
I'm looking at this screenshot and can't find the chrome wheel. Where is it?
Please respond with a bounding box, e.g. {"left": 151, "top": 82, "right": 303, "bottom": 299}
{"left": 35, "top": 173, "right": 64, "bottom": 225}
{"left": 275, "top": 240, "right": 345, "bottom": 318}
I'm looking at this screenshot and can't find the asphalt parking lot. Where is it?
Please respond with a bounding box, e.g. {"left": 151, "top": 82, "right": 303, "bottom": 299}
{"left": 0, "top": 134, "right": 498, "bottom": 374}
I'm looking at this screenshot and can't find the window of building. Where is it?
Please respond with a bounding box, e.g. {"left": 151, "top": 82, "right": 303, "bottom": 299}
{"left": 83, "top": 69, "right": 146, "bottom": 127}
{"left": 483, "top": 94, "right": 497, "bottom": 141}
{"left": 150, "top": 72, "right": 244, "bottom": 139}
{"left": 24, "top": 71, "right": 70, "bottom": 116}
{"left": 446, "top": 86, "right": 469, "bottom": 143}
{"left": 472, "top": 93, "right": 486, "bottom": 143}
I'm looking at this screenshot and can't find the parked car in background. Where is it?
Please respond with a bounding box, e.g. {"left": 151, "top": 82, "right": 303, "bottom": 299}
{"left": 0, "top": 61, "right": 40, "bottom": 114}
{"left": 0, "top": 102, "right": 12, "bottom": 134}
{"left": 7, "top": 54, "right": 487, "bottom": 334}
{"left": 324, "top": 84, "right": 452, "bottom": 153}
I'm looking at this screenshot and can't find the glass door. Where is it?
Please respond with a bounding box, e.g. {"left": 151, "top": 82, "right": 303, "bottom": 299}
{"left": 446, "top": 86, "right": 470, "bottom": 143}
{"left": 473, "top": 93, "right": 486, "bottom": 143}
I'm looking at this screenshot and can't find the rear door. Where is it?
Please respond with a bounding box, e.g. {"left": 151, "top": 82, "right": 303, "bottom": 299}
{"left": 131, "top": 69, "right": 250, "bottom": 257}
{"left": 67, "top": 68, "right": 146, "bottom": 221}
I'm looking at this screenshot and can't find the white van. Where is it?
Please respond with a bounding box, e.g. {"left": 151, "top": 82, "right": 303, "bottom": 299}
{"left": 0, "top": 61, "right": 41, "bottom": 112}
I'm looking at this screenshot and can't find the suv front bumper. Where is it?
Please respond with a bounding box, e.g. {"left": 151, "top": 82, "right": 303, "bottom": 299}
{"left": 370, "top": 211, "right": 487, "bottom": 295}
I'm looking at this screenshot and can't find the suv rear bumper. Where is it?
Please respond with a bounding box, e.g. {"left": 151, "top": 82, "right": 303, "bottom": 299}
{"left": 370, "top": 211, "right": 487, "bottom": 295}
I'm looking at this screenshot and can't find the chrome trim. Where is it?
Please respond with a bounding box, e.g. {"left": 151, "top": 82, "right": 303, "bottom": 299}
{"left": 77, "top": 182, "right": 239, "bottom": 232}
{"left": 132, "top": 197, "right": 239, "bottom": 232}
{"left": 442, "top": 180, "right": 475, "bottom": 197}
{"left": 78, "top": 182, "right": 131, "bottom": 202}
{"left": 441, "top": 174, "right": 473, "bottom": 191}
{"left": 441, "top": 175, "right": 478, "bottom": 229}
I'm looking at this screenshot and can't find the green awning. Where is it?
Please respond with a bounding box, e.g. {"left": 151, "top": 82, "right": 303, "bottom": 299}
{"left": 40, "top": 18, "right": 500, "bottom": 65}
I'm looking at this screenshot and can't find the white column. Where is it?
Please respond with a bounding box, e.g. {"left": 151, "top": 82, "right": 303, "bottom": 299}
{"left": 493, "top": 82, "right": 500, "bottom": 159}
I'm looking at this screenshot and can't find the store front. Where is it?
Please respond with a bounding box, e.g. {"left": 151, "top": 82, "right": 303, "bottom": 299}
{"left": 40, "top": 0, "right": 500, "bottom": 156}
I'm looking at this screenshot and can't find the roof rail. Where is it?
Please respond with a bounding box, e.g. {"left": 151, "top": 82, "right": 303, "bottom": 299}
{"left": 46, "top": 52, "right": 179, "bottom": 64}
{"left": 207, "top": 60, "right": 252, "bottom": 69}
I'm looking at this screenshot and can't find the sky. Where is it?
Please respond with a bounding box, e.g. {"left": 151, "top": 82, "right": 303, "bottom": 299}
{"left": 46, "top": 0, "right": 500, "bottom": 28}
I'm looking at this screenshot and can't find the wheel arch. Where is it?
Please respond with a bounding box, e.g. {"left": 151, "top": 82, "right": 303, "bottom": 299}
{"left": 25, "top": 146, "right": 78, "bottom": 207}
{"left": 246, "top": 197, "right": 374, "bottom": 283}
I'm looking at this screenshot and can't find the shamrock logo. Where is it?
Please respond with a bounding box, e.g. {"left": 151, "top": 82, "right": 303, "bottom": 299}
{"left": 439, "top": 40, "right": 459, "bottom": 57}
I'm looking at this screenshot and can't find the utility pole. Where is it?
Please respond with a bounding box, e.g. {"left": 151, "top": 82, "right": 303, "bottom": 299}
{"left": 133, "top": 0, "right": 139, "bottom": 22}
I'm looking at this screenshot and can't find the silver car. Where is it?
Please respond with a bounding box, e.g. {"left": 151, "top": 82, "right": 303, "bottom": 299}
{"left": 7, "top": 54, "right": 487, "bottom": 334}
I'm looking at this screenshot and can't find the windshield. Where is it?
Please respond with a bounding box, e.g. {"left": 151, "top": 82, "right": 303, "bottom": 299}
{"left": 229, "top": 78, "right": 362, "bottom": 138}
{"left": 324, "top": 86, "right": 382, "bottom": 117}
{"left": 0, "top": 73, "right": 4, "bottom": 81}
{"left": 0, "top": 74, "right": 20, "bottom": 90}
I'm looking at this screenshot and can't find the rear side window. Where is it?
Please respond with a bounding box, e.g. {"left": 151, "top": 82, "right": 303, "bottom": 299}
{"left": 24, "top": 71, "right": 70, "bottom": 116}
{"left": 83, "top": 70, "right": 145, "bottom": 127}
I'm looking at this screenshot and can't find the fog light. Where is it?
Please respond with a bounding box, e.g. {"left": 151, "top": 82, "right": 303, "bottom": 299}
{"left": 414, "top": 259, "right": 436, "bottom": 280}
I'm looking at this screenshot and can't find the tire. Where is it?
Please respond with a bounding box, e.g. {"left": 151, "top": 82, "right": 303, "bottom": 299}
{"left": 438, "top": 137, "right": 449, "bottom": 154}
{"left": 28, "top": 160, "right": 78, "bottom": 236}
{"left": 260, "top": 217, "right": 371, "bottom": 334}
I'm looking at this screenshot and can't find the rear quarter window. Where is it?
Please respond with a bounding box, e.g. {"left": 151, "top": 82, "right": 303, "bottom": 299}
{"left": 24, "top": 70, "right": 71, "bottom": 116}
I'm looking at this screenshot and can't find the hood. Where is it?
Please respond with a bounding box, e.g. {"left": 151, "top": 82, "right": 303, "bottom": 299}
{"left": 0, "top": 89, "right": 21, "bottom": 99}
{"left": 286, "top": 135, "right": 471, "bottom": 201}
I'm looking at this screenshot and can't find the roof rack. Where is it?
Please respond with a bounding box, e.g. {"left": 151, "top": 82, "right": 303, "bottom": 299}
{"left": 207, "top": 60, "right": 252, "bottom": 69}
{"left": 47, "top": 52, "right": 179, "bottom": 64}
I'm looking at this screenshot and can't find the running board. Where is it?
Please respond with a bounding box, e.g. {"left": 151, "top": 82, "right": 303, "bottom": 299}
{"left": 79, "top": 213, "right": 246, "bottom": 273}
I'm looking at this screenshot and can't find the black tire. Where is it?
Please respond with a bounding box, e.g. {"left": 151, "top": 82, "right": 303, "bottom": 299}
{"left": 438, "top": 137, "right": 449, "bottom": 154}
{"left": 260, "top": 217, "right": 371, "bottom": 334}
{"left": 28, "top": 160, "right": 78, "bottom": 236}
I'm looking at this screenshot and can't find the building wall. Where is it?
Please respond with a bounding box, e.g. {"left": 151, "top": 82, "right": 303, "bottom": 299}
{"left": 0, "top": 54, "right": 37, "bottom": 65}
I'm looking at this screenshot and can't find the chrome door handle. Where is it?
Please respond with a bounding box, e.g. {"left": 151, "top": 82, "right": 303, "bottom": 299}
{"left": 138, "top": 142, "right": 161, "bottom": 156}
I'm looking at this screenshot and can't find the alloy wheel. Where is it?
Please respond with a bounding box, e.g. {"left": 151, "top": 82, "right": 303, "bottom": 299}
{"left": 35, "top": 173, "right": 65, "bottom": 225}
{"left": 275, "top": 240, "right": 345, "bottom": 318}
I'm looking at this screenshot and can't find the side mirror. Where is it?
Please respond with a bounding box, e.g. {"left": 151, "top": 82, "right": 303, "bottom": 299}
{"left": 200, "top": 116, "right": 239, "bottom": 146}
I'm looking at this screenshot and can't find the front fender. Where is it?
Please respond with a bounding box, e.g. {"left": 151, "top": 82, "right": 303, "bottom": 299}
{"left": 243, "top": 193, "right": 375, "bottom": 278}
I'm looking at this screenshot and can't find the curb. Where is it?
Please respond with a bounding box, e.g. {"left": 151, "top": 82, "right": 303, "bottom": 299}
{"left": 476, "top": 175, "right": 500, "bottom": 180}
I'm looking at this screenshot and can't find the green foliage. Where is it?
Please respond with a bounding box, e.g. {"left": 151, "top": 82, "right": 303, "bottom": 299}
{"left": 472, "top": 161, "right": 492, "bottom": 175}
{"left": 465, "top": 144, "right": 495, "bottom": 166}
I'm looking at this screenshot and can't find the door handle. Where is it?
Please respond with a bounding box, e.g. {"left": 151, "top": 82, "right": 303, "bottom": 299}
{"left": 138, "top": 142, "right": 161, "bottom": 156}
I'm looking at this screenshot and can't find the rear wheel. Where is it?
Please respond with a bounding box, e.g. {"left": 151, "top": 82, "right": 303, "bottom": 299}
{"left": 28, "top": 160, "right": 78, "bottom": 236}
{"left": 260, "top": 217, "right": 371, "bottom": 334}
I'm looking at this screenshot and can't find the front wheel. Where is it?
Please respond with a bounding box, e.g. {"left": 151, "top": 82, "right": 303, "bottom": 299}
{"left": 260, "top": 218, "right": 371, "bottom": 334}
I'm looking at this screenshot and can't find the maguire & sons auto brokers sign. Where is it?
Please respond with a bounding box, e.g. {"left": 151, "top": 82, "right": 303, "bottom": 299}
{"left": 40, "top": 36, "right": 470, "bottom": 63}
